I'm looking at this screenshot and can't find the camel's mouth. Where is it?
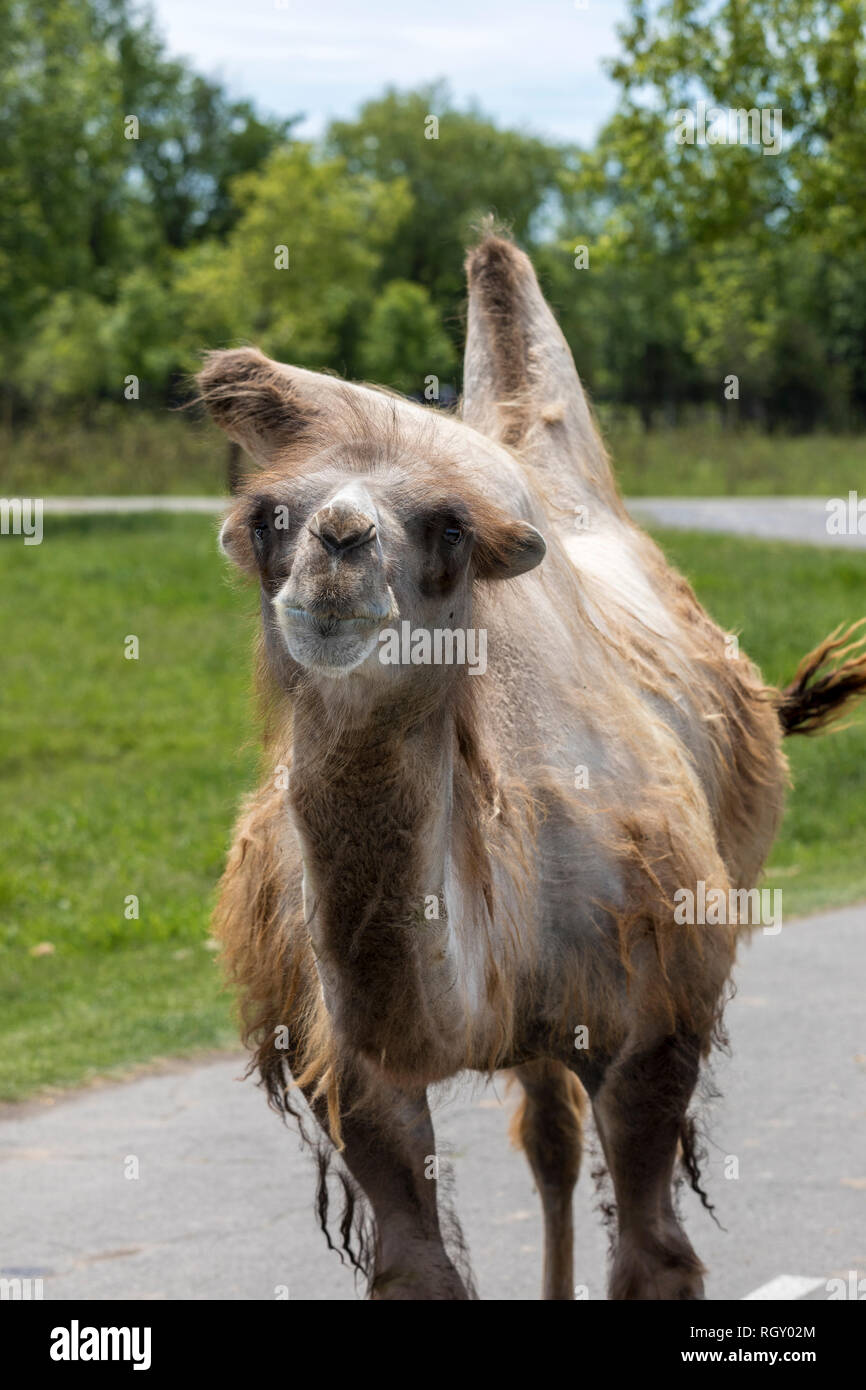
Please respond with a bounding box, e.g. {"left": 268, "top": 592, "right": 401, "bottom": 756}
{"left": 276, "top": 600, "right": 395, "bottom": 675}
{"left": 282, "top": 604, "right": 392, "bottom": 637}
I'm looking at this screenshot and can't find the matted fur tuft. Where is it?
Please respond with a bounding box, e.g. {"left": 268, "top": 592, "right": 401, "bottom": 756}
{"left": 465, "top": 227, "right": 533, "bottom": 447}
{"left": 776, "top": 619, "right": 866, "bottom": 735}
{"left": 195, "top": 347, "right": 316, "bottom": 460}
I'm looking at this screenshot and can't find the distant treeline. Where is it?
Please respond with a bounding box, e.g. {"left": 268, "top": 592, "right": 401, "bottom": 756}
{"left": 3, "top": 0, "right": 865, "bottom": 431}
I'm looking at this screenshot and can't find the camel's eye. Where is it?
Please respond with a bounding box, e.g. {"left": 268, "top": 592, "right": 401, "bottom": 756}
{"left": 443, "top": 524, "right": 463, "bottom": 546}
{"left": 252, "top": 521, "right": 268, "bottom": 542}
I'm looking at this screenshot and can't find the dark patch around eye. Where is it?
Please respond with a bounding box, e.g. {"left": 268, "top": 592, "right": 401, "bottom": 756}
{"left": 414, "top": 508, "right": 473, "bottom": 598}
{"left": 249, "top": 496, "right": 293, "bottom": 546}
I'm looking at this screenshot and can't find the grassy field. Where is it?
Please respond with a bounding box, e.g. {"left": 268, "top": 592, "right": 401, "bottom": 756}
{"left": 2, "top": 407, "right": 865, "bottom": 498}
{"left": 657, "top": 530, "right": 866, "bottom": 916}
{"left": 1, "top": 515, "right": 865, "bottom": 1100}
{"left": 606, "top": 416, "right": 866, "bottom": 498}
{"left": 0, "top": 514, "right": 256, "bottom": 1099}
{"left": 0, "top": 409, "right": 230, "bottom": 497}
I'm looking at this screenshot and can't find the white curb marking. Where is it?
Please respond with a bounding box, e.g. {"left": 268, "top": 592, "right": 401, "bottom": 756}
{"left": 743, "top": 1274, "right": 825, "bottom": 1301}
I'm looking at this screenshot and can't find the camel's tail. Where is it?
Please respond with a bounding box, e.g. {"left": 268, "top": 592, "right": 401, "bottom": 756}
{"left": 777, "top": 619, "right": 866, "bottom": 736}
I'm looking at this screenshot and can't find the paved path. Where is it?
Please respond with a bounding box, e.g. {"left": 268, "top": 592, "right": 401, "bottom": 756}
{"left": 627, "top": 497, "right": 865, "bottom": 548}
{"left": 38, "top": 495, "right": 865, "bottom": 548}
{"left": 2, "top": 905, "right": 864, "bottom": 1301}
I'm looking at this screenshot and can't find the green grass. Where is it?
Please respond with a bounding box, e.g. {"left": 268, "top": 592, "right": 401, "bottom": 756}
{"left": 604, "top": 414, "right": 866, "bottom": 497}
{"left": 2, "top": 406, "right": 865, "bottom": 497}
{"left": 1, "top": 516, "right": 865, "bottom": 1100}
{"left": 0, "top": 408, "right": 229, "bottom": 497}
{"left": 654, "top": 528, "right": 866, "bottom": 915}
{"left": 0, "top": 514, "right": 257, "bottom": 1099}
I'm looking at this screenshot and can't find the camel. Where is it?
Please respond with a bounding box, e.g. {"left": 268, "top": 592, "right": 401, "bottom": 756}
{"left": 196, "top": 230, "right": 866, "bottom": 1300}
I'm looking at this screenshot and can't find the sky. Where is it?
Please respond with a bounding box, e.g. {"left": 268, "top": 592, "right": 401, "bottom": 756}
{"left": 149, "top": 0, "right": 629, "bottom": 144}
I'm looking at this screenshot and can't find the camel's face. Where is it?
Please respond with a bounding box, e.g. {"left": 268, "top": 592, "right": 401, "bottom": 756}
{"left": 222, "top": 456, "right": 545, "bottom": 681}
{"left": 202, "top": 348, "right": 546, "bottom": 684}
{"left": 269, "top": 473, "right": 396, "bottom": 677}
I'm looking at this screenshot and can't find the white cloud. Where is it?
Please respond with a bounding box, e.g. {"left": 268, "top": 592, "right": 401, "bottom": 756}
{"left": 148, "top": 0, "right": 627, "bottom": 142}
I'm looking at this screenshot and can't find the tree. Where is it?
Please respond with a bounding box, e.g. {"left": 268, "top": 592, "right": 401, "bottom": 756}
{"left": 0, "top": 0, "right": 293, "bottom": 411}
{"left": 173, "top": 146, "right": 412, "bottom": 375}
{"left": 111, "top": 5, "right": 298, "bottom": 248}
{"left": 544, "top": 0, "right": 866, "bottom": 425}
{"left": 357, "top": 281, "right": 457, "bottom": 396}
{"left": 327, "top": 83, "right": 568, "bottom": 357}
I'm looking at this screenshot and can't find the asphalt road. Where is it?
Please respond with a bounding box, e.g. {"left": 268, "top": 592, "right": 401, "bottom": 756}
{"left": 2, "top": 905, "right": 863, "bottom": 1301}
{"left": 627, "top": 497, "right": 866, "bottom": 549}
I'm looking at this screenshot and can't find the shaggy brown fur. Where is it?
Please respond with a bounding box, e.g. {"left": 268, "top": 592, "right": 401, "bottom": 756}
{"left": 199, "top": 232, "right": 866, "bottom": 1301}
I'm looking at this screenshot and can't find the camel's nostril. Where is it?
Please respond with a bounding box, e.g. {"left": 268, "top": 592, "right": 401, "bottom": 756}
{"left": 310, "top": 518, "right": 377, "bottom": 556}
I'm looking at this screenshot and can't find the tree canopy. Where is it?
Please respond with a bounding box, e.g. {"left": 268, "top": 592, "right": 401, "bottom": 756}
{"left": 3, "top": 0, "right": 865, "bottom": 427}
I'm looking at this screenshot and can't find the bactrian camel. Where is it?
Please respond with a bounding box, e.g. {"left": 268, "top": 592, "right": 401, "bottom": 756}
{"left": 197, "top": 231, "right": 866, "bottom": 1300}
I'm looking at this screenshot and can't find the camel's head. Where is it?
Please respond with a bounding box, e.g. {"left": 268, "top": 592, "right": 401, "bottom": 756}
{"left": 199, "top": 348, "right": 546, "bottom": 686}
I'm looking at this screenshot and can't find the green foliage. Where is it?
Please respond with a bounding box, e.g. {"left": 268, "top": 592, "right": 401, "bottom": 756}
{"left": 15, "top": 293, "right": 115, "bottom": 403}
{"left": 543, "top": 0, "right": 866, "bottom": 426}
{"left": 0, "top": 0, "right": 292, "bottom": 402}
{"left": 113, "top": 17, "right": 296, "bottom": 249}
{"left": 15, "top": 273, "right": 185, "bottom": 404}
{"left": 0, "top": 0, "right": 130, "bottom": 339}
{"left": 173, "top": 146, "right": 411, "bottom": 372}
{"left": 2, "top": 0, "right": 866, "bottom": 434}
{"left": 327, "top": 82, "right": 566, "bottom": 346}
{"left": 357, "top": 280, "right": 457, "bottom": 395}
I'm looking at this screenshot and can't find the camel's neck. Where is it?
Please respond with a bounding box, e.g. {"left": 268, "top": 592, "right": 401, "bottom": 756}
{"left": 288, "top": 692, "right": 466, "bottom": 1078}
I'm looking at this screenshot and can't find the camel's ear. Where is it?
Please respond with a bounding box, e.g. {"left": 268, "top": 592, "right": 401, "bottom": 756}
{"left": 196, "top": 348, "right": 318, "bottom": 466}
{"left": 218, "top": 507, "right": 256, "bottom": 573}
{"left": 462, "top": 230, "right": 619, "bottom": 513}
{"left": 474, "top": 518, "right": 546, "bottom": 582}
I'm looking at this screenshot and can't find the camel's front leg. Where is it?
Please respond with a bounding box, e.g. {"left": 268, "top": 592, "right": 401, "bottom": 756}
{"left": 309, "top": 1071, "right": 473, "bottom": 1301}
{"left": 592, "top": 1030, "right": 706, "bottom": 1300}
